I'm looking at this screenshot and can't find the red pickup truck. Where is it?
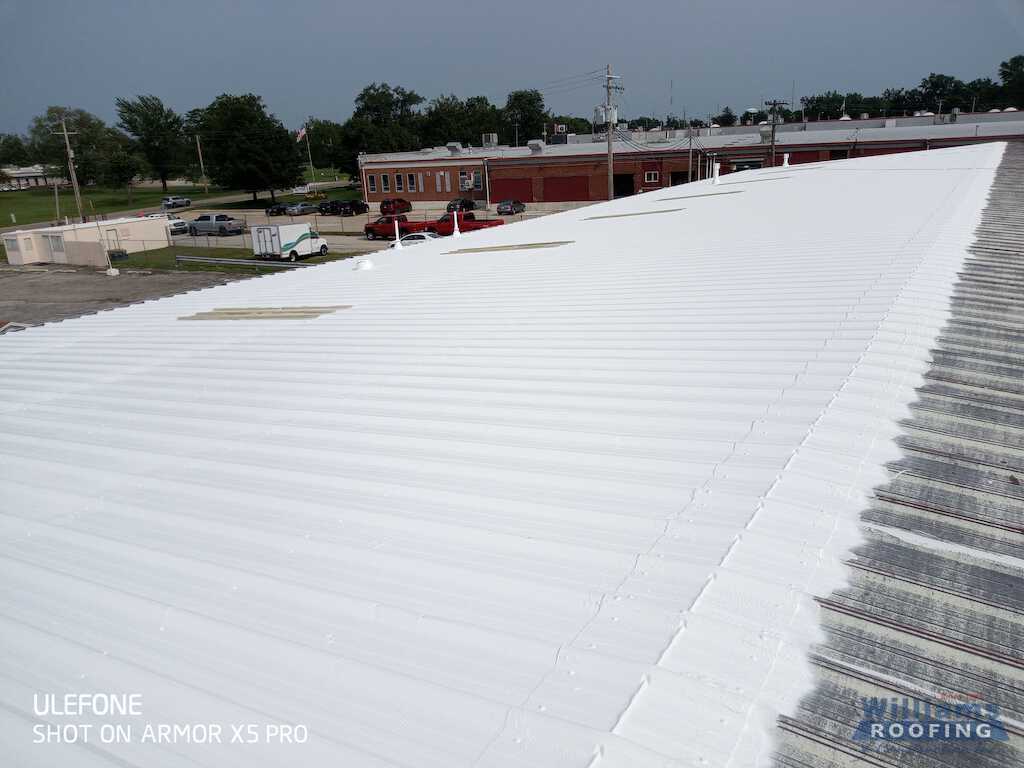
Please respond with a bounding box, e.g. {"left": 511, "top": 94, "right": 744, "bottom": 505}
{"left": 364, "top": 215, "right": 431, "bottom": 240}
{"left": 427, "top": 212, "right": 505, "bottom": 237}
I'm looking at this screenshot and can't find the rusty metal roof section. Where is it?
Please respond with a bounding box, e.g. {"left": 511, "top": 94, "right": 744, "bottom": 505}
{"left": 775, "top": 142, "right": 1024, "bottom": 766}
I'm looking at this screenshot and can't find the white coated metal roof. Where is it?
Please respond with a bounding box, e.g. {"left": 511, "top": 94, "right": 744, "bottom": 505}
{"left": 0, "top": 143, "right": 1005, "bottom": 767}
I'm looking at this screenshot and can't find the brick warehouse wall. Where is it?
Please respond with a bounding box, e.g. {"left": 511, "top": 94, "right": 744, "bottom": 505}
{"left": 362, "top": 161, "right": 488, "bottom": 204}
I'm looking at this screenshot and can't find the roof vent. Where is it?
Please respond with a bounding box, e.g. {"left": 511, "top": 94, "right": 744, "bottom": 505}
{"left": 446, "top": 142, "right": 463, "bottom": 155}
{"left": 419, "top": 147, "right": 433, "bottom": 154}
{"left": 354, "top": 258, "right": 374, "bottom": 271}
{"left": 527, "top": 140, "right": 545, "bottom": 154}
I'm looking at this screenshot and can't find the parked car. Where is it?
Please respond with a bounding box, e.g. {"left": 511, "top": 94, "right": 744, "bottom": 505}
{"left": 285, "top": 202, "right": 319, "bottom": 216}
{"left": 390, "top": 232, "right": 441, "bottom": 248}
{"left": 446, "top": 198, "right": 477, "bottom": 213}
{"left": 265, "top": 203, "right": 289, "bottom": 216}
{"left": 379, "top": 198, "right": 412, "bottom": 215}
{"left": 321, "top": 199, "right": 371, "bottom": 216}
{"left": 188, "top": 213, "right": 245, "bottom": 236}
{"left": 364, "top": 215, "right": 431, "bottom": 240}
{"left": 166, "top": 217, "right": 189, "bottom": 236}
{"left": 161, "top": 195, "right": 191, "bottom": 209}
{"left": 496, "top": 199, "right": 526, "bottom": 215}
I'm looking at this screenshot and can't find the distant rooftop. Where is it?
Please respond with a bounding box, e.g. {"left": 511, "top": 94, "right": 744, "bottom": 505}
{"left": 360, "top": 109, "right": 1024, "bottom": 165}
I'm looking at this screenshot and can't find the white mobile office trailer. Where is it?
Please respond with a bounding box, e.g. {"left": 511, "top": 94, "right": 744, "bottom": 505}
{"left": 252, "top": 223, "right": 328, "bottom": 261}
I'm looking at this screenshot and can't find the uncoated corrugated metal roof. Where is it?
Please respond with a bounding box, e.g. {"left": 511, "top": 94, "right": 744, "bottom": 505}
{"left": 0, "top": 143, "right": 1010, "bottom": 768}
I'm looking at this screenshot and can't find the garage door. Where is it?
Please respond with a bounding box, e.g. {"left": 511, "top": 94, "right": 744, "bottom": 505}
{"left": 543, "top": 176, "right": 589, "bottom": 202}
{"left": 490, "top": 177, "right": 534, "bottom": 202}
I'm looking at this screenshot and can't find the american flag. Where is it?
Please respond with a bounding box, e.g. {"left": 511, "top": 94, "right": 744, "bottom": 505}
{"left": 296, "top": 127, "right": 307, "bottom": 143}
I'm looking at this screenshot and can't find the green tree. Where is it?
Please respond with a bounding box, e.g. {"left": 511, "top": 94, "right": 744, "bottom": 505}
{"left": 99, "top": 148, "right": 144, "bottom": 204}
{"left": 918, "top": 73, "right": 967, "bottom": 111}
{"left": 115, "top": 95, "right": 185, "bottom": 192}
{"left": 502, "top": 90, "right": 546, "bottom": 145}
{"left": 191, "top": 94, "right": 304, "bottom": 201}
{"left": 0, "top": 134, "right": 31, "bottom": 166}
{"left": 713, "top": 107, "right": 737, "bottom": 127}
{"left": 353, "top": 83, "right": 424, "bottom": 124}
{"left": 999, "top": 54, "right": 1024, "bottom": 107}
{"left": 27, "top": 106, "right": 123, "bottom": 185}
{"left": 304, "top": 117, "right": 346, "bottom": 170}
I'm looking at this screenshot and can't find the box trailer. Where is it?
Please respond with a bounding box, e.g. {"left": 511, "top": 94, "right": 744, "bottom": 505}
{"left": 252, "top": 224, "right": 329, "bottom": 261}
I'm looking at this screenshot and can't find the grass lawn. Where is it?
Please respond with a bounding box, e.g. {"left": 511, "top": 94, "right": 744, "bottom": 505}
{"left": 113, "top": 245, "right": 358, "bottom": 274}
{"left": 303, "top": 167, "right": 348, "bottom": 184}
{"left": 0, "top": 185, "right": 235, "bottom": 228}
{"left": 216, "top": 186, "right": 362, "bottom": 211}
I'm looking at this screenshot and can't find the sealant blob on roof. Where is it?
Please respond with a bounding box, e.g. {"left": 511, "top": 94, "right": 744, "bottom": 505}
{"left": 0, "top": 143, "right": 1008, "bottom": 768}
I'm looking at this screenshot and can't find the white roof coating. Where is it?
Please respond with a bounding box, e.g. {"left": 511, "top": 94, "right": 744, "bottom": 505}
{"left": 0, "top": 143, "right": 1005, "bottom": 767}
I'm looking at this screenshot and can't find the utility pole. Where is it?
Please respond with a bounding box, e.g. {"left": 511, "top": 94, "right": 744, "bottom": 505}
{"left": 194, "top": 134, "right": 208, "bottom": 193}
{"left": 604, "top": 64, "right": 623, "bottom": 200}
{"left": 54, "top": 119, "right": 84, "bottom": 222}
{"left": 764, "top": 99, "right": 788, "bottom": 167}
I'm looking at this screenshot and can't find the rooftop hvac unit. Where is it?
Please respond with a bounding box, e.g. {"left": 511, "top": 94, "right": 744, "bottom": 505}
{"left": 481, "top": 132, "right": 498, "bottom": 147}
{"left": 446, "top": 142, "right": 463, "bottom": 155}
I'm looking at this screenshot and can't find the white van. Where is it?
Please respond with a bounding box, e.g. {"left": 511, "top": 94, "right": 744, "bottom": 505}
{"left": 251, "top": 223, "right": 328, "bottom": 261}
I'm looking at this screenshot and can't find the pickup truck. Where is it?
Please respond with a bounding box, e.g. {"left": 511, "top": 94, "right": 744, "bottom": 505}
{"left": 364, "top": 215, "right": 430, "bottom": 240}
{"left": 188, "top": 213, "right": 245, "bottom": 236}
{"left": 427, "top": 212, "right": 505, "bottom": 237}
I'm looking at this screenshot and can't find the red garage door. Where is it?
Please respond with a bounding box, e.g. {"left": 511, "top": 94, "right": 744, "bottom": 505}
{"left": 543, "top": 176, "right": 589, "bottom": 202}
{"left": 490, "top": 177, "right": 534, "bottom": 202}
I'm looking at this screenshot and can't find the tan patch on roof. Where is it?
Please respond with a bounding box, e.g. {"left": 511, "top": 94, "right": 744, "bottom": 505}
{"left": 584, "top": 208, "right": 684, "bottom": 221}
{"left": 442, "top": 241, "right": 574, "bottom": 255}
{"left": 179, "top": 305, "right": 351, "bottom": 321}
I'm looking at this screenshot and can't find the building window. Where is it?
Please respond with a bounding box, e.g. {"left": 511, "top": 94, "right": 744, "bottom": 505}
{"left": 435, "top": 172, "right": 442, "bottom": 193}
{"left": 407, "top": 173, "right": 416, "bottom": 192}
{"left": 381, "top": 174, "right": 390, "bottom": 193}
{"left": 418, "top": 173, "right": 424, "bottom": 193}
{"left": 368, "top": 175, "right": 377, "bottom": 193}
{"left": 473, "top": 170, "right": 482, "bottom": 190}
{"left": 395, "top": 173, "right": 404, "bottom": 192}
{"left": 2, "top": 237, "right": 18, "bottom": 253}
{"left": 444, "top": 172, "right": 451, "bottom": 193}
{"left": 459, "top": 170, "right": 469, "bottom": 191}
{"left": 43, "top": 234, "right": 64, "bottom": 253}
{"left": 644, "top": 170, "right": 659, "bottom": 183}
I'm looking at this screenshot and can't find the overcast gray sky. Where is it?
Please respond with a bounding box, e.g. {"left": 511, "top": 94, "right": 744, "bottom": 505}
{"left": 1, "top": 0, "right": 1022, "bottom": 135}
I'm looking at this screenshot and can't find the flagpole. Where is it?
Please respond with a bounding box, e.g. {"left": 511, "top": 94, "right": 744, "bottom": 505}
{"left": 305, "top": 123, "right": 315, "bottom": 185}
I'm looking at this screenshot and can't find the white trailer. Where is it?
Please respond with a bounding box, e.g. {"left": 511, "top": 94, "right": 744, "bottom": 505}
{"left": 251, "top": 223, "right": 329, "bottom": 261}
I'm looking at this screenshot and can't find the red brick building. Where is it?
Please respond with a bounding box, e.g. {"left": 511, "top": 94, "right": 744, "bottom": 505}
{"left": 359, "top": 113, "right": 1024, "bottom": 205}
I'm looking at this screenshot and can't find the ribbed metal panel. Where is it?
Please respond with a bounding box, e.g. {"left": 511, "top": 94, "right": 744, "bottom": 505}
{"left": 775, "top": 142, "right": 1024, "bottom": 767}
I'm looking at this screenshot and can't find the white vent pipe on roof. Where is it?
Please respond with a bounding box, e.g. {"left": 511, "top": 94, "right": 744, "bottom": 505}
{"left": 783, "top": 153, "right": 790, "bottom": 167}
{"left": 712, "top": 162, "right": 720, "bottom": 185}
{"left": 452, "top": 212, "right": 462, "bottom": 238}
{"left": 354, "top": 258, "right": 374, "bottom": 270}
{"left": 393, "top": 218, "right": 403, "bottom": 247}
